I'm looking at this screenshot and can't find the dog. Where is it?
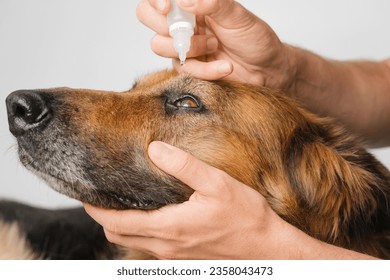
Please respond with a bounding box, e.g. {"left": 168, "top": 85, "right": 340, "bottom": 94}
{"left": 0, "top": 201, "right": 116, "bottom": 259}
{"left": 3, "top": 70, "right": 390, "bottom": 259}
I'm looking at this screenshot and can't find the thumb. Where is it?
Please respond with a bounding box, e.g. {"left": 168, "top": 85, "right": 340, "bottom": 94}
{"left": 176, "top": 0, "right": 246, "bottom": 27}
{"left": 148, "top": 141, "right": 224, "bottom": 196}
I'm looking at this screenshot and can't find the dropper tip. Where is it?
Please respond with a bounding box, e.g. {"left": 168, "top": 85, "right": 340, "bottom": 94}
{"left": 179, "top": 52, "right": 186, "bottom": 66}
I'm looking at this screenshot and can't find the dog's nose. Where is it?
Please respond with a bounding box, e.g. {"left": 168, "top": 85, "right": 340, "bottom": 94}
{"left": 6, "top": 90, "right": 51, "bottom": 137}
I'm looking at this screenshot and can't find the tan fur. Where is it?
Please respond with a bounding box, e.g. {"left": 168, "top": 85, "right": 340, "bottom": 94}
{"left": 0, "top": 221, "right": 37, "bottom": 260}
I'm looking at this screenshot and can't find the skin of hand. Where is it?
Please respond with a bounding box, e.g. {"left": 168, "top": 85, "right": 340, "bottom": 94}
{"left": 85, "top": 141, "right": 286, "bottom": 259}
{"left": 84, "top": 141, "right": 376, "bottom": 260}
{"left": 137, "top": 0, "right": 390, "bottom": 146}
{"left": 136, "top": 0, "right": 297, "bottom": 90}
{"left": 84, "top": 0, "right": 384, "bottom": 260}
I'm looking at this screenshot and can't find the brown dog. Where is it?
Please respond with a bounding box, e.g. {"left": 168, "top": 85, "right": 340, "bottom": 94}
{"left": 5, "top": 70, "right": 390, "bottom": 259}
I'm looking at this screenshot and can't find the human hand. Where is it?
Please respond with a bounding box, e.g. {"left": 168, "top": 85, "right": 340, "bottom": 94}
{"left": 136, "top": 0, "right": 297, "bottom": 89}
{"left": 84, "top": 141, "right": 301, "bottom": 259}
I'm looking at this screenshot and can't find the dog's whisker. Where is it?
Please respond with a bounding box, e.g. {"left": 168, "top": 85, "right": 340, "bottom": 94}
{"left": 105, "top": 163, "right": 132, "bottom": 190}
{"left": 4, "top": 143, "right": 18, "bottom": 155}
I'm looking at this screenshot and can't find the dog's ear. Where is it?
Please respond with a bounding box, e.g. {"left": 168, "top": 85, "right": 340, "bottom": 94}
{"left": 283, "top": 119, "right": 390, "bottom": 246}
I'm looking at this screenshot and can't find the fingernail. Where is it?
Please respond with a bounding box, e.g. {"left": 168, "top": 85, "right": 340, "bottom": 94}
{"left": 178, "top": 0, "right": 196, "bottom": 7}
{"left": 148, "top": 141, "right": 175, "bottom": 163}
{"left": 206, "top": 37, "right": 218, "bottom": 52}
{"left": 217, "top": 61, "right": 233, "bottom": 75}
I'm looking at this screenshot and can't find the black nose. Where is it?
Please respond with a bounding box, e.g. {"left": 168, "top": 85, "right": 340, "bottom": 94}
{"left": 6, "top": 90, "right": 51, "bottom": 137}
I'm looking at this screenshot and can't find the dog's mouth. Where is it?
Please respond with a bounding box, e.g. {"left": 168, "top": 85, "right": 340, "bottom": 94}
{"left": 105, "top": 192, "right": 158, "bottom": 209}
{"left": 16, "top": 142, "right": 186, "bottom": 210}
{"left": 16, "top": 144, "right": 152, "bottom": 210}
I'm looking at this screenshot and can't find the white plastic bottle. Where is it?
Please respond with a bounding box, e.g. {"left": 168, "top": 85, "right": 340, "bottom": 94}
{"left": 167, "top": 0, "right": 195, "bottom": 65}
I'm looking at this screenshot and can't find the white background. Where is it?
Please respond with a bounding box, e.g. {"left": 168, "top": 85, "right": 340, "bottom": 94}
{"left": 0, "top": 260, "right": 388, "bottom": 279}
{"left": 1, "top": 0, "right": 390, "bottom": 209}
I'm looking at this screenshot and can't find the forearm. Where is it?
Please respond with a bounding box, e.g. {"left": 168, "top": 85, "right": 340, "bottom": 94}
{"left": 309, "top": 240, "right": 378, "bottom": 260}
{"left": 286, "top": 46, "right": 390, "bottom": 147}
{"left": 276, "top": 220, "right": 377, "bottom": 260}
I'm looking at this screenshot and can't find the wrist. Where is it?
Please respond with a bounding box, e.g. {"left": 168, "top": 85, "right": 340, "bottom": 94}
{"left": 276, "top": 44, "right": 300, "bottom": 93}
{"left": 285, "top": 45, "right": 332, "bottom": 97}
{"left": 270, "top": 218, "right": 377, "bottom": 259}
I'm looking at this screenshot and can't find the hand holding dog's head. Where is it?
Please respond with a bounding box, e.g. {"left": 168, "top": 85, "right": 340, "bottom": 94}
{"left": 6, "top": 70, "right": 390, "bottom": 258}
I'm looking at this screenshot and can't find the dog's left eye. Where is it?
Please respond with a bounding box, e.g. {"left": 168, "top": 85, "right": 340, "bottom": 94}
{"left": 173, "top": 95, "right": 200, "bottom": 109}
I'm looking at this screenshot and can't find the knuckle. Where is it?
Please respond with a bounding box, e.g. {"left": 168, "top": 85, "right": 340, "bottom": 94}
{"left": 209, "top": 169, "right": 239, "bottom": 200}
{"left": 150, "top": 36, "right": 169, "bottom": 57}
{"left": 189, "top": 36, "right": 207, "bottom": 55}
{"left": 193, "top": 0, "right": 227, "bottom": 14}
{"left": 104, "top": 213, "right": 125, "bottom": 235}
{"left": 211, "top": 169, "right": 230, "bottom": 188}
{"left": 157, "top": 246, "right": 180, "bottom": 260}
{"left": 150, "top": 38, "right": 162, "bottom": 55}
{"left": 135, "top": 1, "right": 148, "bottom": 21}
{"left": 174, "top": 152, "right": 193, "bottom": 175}
{"left": 104, "top": 229, "right": 119, "bottom": 244}
{"left": 151, "top": 0, "right": 170, "bottom": 13}
{"left": 158, "top": 219, "right": 180, "bottom": 240}
{"left": 105, "top": 220, "right": 119, "bottom": 234}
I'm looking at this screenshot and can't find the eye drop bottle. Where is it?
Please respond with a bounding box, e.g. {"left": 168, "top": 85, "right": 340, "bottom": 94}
{"left": 167, "top": 0, "right": 195, "bottom": 65}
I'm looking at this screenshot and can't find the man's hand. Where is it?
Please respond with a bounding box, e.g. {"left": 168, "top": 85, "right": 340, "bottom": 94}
{"left": 136, "top": 0, "right": 296, "bottom": 89}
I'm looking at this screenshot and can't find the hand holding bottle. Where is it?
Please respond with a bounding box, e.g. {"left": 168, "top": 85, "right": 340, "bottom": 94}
{"left": 137, "top": 0, "right": 297, "bottom": 89}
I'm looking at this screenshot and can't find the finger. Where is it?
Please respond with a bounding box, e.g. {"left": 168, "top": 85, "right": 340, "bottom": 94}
{"left": 103, "top": 232, "right": 180, "bottom": 260}
{"left": 136, "top": 0, "right": 170, "bottom": 36}
{"left": 173, "top": 58, "right": 233, "bottom": 80}
{"left": 177, "top": 0, "right": 237, "bottom": 25}
{"left": 176, "top": 0, "right": 231, "bottom": 14}
{"left": 151, "top": 34, "right": 218, "bottom": 58}
{"left": 148, "top": 0, "right": 171, "bottom": 14}
{"left": 84, "top": 202, "right": 189, "bottom": 238}
{"left": 103, "top": 231, "right": 158, "bottom": 258}
{"left": 148, "top": 141, "right": 232, "bottom": 196}
{"left": 178, "top": 0, "right": 257, "bottom": 32}
{"left": 84, "top": 203, "right": 159, "bottom": 236}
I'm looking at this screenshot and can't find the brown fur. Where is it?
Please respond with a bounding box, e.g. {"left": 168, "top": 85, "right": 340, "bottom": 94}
{"left": 6, "top": 70, "right": 390, "bottom": 258}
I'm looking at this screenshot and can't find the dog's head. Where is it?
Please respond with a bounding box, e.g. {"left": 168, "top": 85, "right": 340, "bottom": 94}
{"left": 6, "top": 70, "right": 303, "bottom": 209}
{"left": 4, "top": 70, "right": 388, "bottom": 212}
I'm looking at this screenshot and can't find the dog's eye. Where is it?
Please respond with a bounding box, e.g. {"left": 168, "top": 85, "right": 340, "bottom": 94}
{"left": 173, "top": 95, "right": 200, "bottom": 109}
